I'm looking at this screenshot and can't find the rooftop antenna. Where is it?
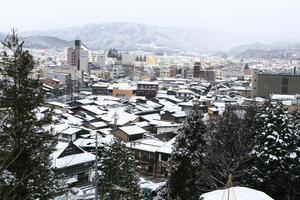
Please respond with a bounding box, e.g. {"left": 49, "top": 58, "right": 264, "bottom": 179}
{"left": 112, "top": 112, "right": 119, "bottom": 130}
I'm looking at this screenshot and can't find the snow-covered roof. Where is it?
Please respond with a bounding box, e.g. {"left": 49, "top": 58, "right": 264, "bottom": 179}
{"left": 92, "top": 82, "right": 109, "bottom": 87}
{"left": 212, "top": 101, "right": 226, "bottom": 108}
{"left": 107, "top": 82, "right": 137, "bottom": 90}
{"left": 54, "top": 152, "right": 95, "bottom": 169}
{"left": 101, "top": 108, "right": 139, "bottom": 126}
{"left": 132, "top": 121, "right": 149, "bottom": 128}
{"left": 94, "top": 100, "right": 121, "bottom": 107}
{"left": 149, "top": 120, "right": 179, "bottom": 127}
{"left": 178, "top": 101, "right": 194, "bottom": 107}
{"left": 177, "top": 89, "right": 193, "bottom": 94}
{"left": 90, "top": 121, "right": 107, "bottom": 128}
{"left": 138, "top": 81, "right": 159, "bottom": 85}
{"left": 61, "top": 113, "right": 83, "bottom": 126}
{"left": 140, "top": 113, "right": 161, "bottom": 122}
{"left": 127, "top": 138, "right": 165, "bottom": 152}
{"left": 271, "top": 94, "right": 298, "bottom": 100}
{"left": 139, "top": 178, "right": 166, "bottom": 191}
{"left": 46, "top": 123, "right": 69, "bottom": 134}
{"left": 48, "top": 101, "right": 69, "bottom": 108}
{"left": 119, "top": 125, "right": 147, "bottom": 135}
{"left": 61, "top": 127, "right": 82, "bottom": 135}
{"left": 74, "top": 133, "right": 114, "bottom": 148}
{"left": 98, "top": 128, "right": 112, "bottom": 135}
{"left": 81, "top": 105, "right": 106, "bottom": 115}
{"left": 156, "top": 137, "right": 176, "bottom": 154}
{"left": 172, "top": 111, "right": 187, "bottom": 118}
{"left": 76, "top": 99, "right": 94, "bottom": 105}
{"left": 52, "top": 142, "right": 95, "bottom": 169}
{"left": 200, "top": 187, "right": 273, "bottom": 200}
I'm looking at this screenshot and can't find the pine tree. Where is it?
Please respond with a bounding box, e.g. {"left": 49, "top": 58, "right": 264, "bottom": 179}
{"left": 248, "top": 102, "right": 300, "bottom": 199}
{"left": 167, "top": 103, "right": 207, "bottom": 200}
{"left": 0, "top": 30, "right": 57, "bottom": 199}
{"left": 99, "top": 139, "right": 141, "bottom": 200}
{"left": 200, "top": 105, "right": 256, "bottom": 191}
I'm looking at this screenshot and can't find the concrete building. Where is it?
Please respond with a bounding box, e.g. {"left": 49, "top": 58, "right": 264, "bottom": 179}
{"left": 160, "top": 69, "right": 170, "bottom": 78}
{"left": 193, "top": 62, "right": 201, "bottom": 78}
{"left": 198, "top": 70, "right": 217, "bottom": 82}
{"left": 79, "top": 50, "right": 89, "bottom": 74}
{"left": 67, "top": 40, "right": 89, "bottom": 77}
{"left": 193, "top": 62, "right": 216, "bottom": 82}
{"left": 146, "top": 55, "right": 157, "bottom": 65}
{"left": 107, "top": 82, "right": 137, "bottom": 97}
{"left": 122, "top": 53, "right": 136, "bottom": 65}
{"left": 67, "top": 47, "right": 76, "bottom": 66}
{"left": 48, "top": 71, "right": 72, "bottom": 86}
{"left": 220, "top": 67, "right": 243, "bottom": 80}
{"left": 96, "top": 54, "right": 106, "bottom": 68}
{"left": 136, "top": 81, "right": 159, "bottom": 98}
{"left": 123, "top": 64, "right": 135, "bottom": 79}
{"left": 110, "top": 64, "right": 125, "bottom": 80}
{"left": 181, "top": 66, "right": 193, "bottom": 79}
{"left": 252, "top": 68, "right": 300, "bottom": 98}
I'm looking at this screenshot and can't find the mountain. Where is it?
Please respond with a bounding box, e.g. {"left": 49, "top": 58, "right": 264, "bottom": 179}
{"left": 21, "top": 22, "right": 249, "bottom": 52}
{"left": 225, "top": 42, "right": 300, "bottom": 59}
{"left": 22, "top": 36, "right": 72, "bottom": 49}
{"left": 0, "top": 33, "right": 71, "bottom": 49}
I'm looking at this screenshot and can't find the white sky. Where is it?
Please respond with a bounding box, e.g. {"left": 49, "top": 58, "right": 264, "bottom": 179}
{"left": 1, "top": 0, "right": 300, "bottom": 41}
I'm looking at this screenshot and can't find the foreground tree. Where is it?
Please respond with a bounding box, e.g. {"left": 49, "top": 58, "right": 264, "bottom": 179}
{"left": 166, "top": 103, "right": 207, "bottom": 200}
{"left": 0, "top": 30, "right": 57, "bottom": 199}
{"left": 200, "top": 105, "right": 257, "bottom": 191}
{"left": 248, "top": 102, "right": 300, "bottom": 199}
{"left": 99, "top": 139, "right": 141, "bottom": 200}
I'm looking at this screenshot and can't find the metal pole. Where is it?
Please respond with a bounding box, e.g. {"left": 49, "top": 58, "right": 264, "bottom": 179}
{"left": 95, "top": 133, "right": 99, "bottom": 200}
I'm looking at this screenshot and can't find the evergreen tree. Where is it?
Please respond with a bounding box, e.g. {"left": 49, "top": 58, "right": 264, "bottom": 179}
{"left": 99, "top": 139, "right": 141, "bottom": 200}
{"left": 116, "top": 52, "right": 122, "bottom": 61}
{"left": 0, "top": 30, "right": 57, "bottom": 199}
{"left": 248, "top": 102, "right": 300, "bottom": 199}
{"left": 167, "top": 103, "right": 207, "bottom": 200}
{"left": 107, "top": 49, "right": 112, "bottom": 57}
{"left": 201, "top": 105, "right": 257, "bottom": 192}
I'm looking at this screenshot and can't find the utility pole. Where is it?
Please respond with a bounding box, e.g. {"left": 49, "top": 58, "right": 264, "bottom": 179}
{"left": 95, "top": 133, "right": 99, "bottom": 200}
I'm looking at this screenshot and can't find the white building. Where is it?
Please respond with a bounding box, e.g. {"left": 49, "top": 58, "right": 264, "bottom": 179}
{"left": 110, "top": 64, "right": 125, "bottom": 80}
{"left": 122, "top": 53, "right": 136, "bottom": 65}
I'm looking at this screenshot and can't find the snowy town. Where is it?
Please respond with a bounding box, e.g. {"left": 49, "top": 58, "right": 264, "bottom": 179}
{"left": 1, "top": 1, "right": 300, "bottom": 200}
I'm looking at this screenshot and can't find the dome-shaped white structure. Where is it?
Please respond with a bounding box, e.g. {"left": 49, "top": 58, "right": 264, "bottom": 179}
{"left": 200, "top": 186, "right": 273, "bottom": 200}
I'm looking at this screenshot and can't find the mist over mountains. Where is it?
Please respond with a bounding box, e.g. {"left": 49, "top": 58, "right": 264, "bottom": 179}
{"left": 19, "top": 22, "right": 249, "bottom": 52}
{"left": 1, "top": 22, "right": 300, "bottom": 59}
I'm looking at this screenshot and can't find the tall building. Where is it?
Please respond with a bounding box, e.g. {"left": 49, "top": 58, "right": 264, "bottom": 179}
{"left": 193, "top": 62, "right": 216, "bottom": 82}
{"left": 67, "top": 39, "right": 89, "bottom": 78}
{"left": 67, "top": 48, "right": 76, "bottom": 66}
{"left": 252, "top": 68, "right": 300, "bottom": 98}
{"left": 96, "top": 54, "right": 106, "bottom": 68}
{"left": 193, "top": 62, "right": 201, "bottom": 77}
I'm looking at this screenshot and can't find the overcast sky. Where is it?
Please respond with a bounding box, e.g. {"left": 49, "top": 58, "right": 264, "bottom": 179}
{"left": 1, "top": 0, "right": 300, "bottom": 42}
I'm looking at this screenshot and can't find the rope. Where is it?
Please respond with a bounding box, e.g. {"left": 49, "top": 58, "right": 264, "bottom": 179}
{"left": 220, "top": 174, "right": 237, "bottom": 200}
